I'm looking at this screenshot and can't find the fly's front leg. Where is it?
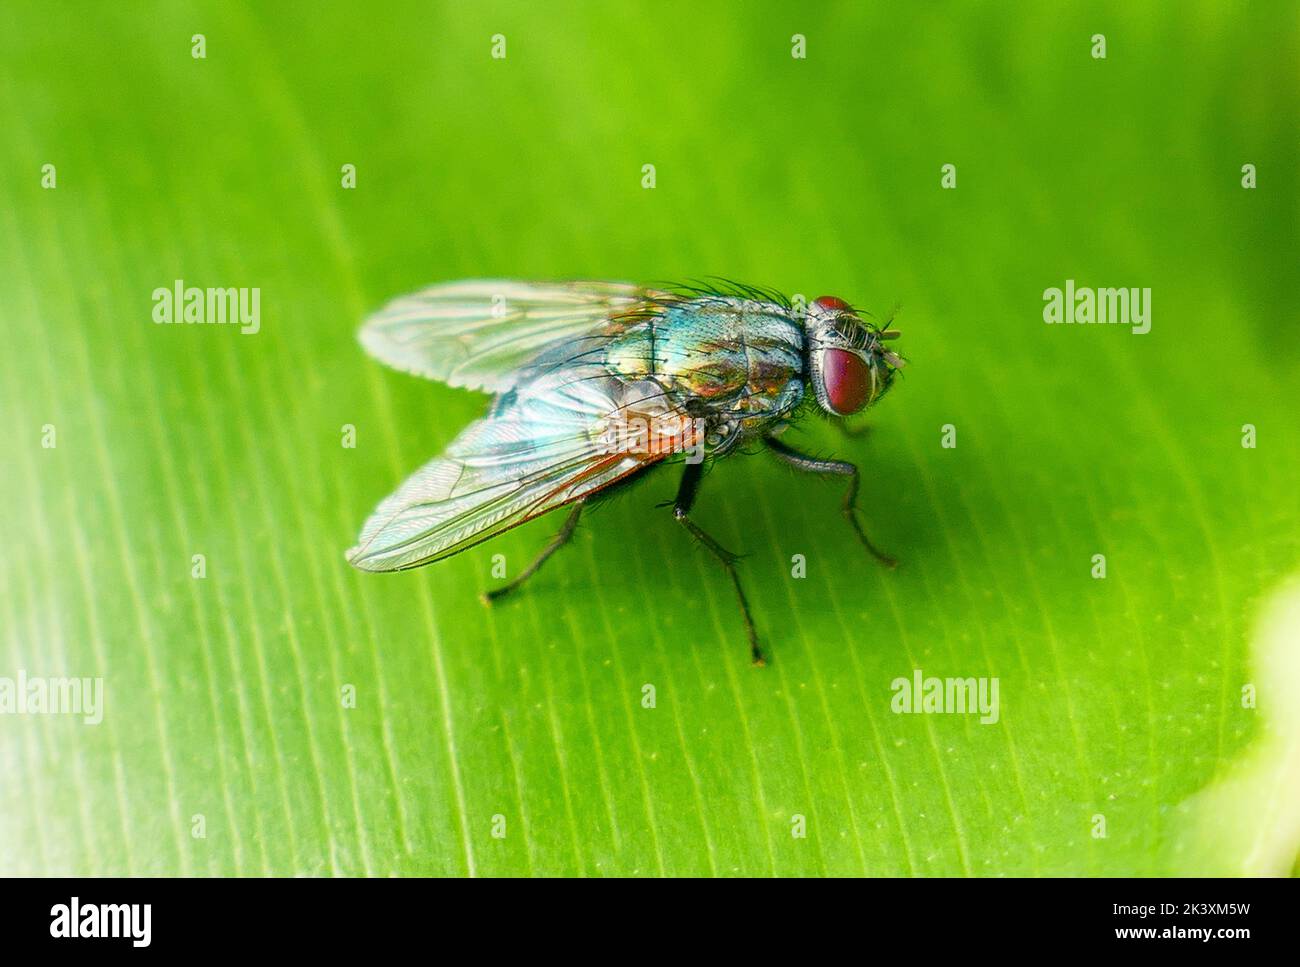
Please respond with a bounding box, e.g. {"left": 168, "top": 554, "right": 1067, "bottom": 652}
{"left": 765, "top": 436, "right": 898, "bottom": 569}
{"left": 481, "top": 501, "right": 584, "bottom": 605}
{"left": 672, "top": 462, "right": 764, "bottom": 666}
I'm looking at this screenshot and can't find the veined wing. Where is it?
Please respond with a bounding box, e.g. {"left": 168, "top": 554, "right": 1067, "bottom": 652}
{"left": 359, "top": 279, "right": 660, "bottom": 392}
{"left": 346, "top": 351, "right": 701, "bottom": 571}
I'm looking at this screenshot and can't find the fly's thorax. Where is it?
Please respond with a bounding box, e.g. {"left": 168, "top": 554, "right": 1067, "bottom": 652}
{"left": 603, "top": 324, "right": 656, "bottom": 380}
{"left": 608, "top": 298, "right": 807, "bottom": 418}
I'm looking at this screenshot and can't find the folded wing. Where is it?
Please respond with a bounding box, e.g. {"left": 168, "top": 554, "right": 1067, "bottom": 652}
{"left": 347, "top": 353, "right": 699, "bottom": 571}
{"left": 358, "top": 279, "right": 656, "bottom": 392}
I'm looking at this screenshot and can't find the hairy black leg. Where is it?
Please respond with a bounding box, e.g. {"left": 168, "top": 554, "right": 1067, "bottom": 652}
{"left": 765, "top": 436, "right": 898, "bottom": 568}
{"left": 673, "top": 462, "right": 764, "bottom": 665}
{"left": 481, "top": 501, "right": 584, "bottom": 605}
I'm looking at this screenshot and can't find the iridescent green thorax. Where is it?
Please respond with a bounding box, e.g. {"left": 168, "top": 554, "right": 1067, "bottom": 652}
{"left": 603, "top": 296, "right": 808, "bottom": 447}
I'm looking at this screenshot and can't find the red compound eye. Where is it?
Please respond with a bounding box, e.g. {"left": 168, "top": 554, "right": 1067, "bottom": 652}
{"left": 821, "top": 348, "right": 871, "bottom": 415}
{"left": 813, "top": 295, "right": 852, "bottom": 312}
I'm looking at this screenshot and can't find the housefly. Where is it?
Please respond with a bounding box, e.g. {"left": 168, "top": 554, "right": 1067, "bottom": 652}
{"left": 347, "top": 280, "right": 905, "bottom": 664}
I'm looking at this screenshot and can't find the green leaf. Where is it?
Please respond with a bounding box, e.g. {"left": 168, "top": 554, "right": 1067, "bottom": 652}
{"left": 1, "top": 1, "right": 1297, "bottom": 876}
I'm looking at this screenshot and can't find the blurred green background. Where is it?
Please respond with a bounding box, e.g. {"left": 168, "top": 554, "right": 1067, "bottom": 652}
{"left": 1, "top": 0, "right": 1297, "bottom": 876}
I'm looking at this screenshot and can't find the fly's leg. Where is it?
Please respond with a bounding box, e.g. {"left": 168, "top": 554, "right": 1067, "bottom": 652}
{"left": 673, "top": 462, "right": 764, "bottom": 666}
{"left": 481, "top": 501, "right": 583, "bottom": 605}
{"left": 765, "top": 436, "right": 898, "bottom": 569}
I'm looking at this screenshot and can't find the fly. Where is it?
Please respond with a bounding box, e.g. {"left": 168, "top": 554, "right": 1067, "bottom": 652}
{"left": 347, "top": 280, "right": 906, "bottom": 665}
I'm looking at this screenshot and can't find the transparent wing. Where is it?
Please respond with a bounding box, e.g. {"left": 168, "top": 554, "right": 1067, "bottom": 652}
{"left": 359, "top": 279, "right": 655, "bottom": 392}
{"left": 346, "top": 353, "right": 700, "bottom": 571}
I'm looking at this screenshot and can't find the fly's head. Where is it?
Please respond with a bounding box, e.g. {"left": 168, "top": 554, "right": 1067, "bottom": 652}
{"left": 805, "top": 295, "right": 904, "bottom": 417}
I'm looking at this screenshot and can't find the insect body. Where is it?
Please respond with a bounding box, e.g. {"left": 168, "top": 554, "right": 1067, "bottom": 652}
{"left": 347, "top": 280, "right": 905, "bottom": 664}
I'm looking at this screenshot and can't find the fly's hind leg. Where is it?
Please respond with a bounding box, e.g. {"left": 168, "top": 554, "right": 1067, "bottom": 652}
{"left": 672, "top": 462, "right": 764, "bottom": 666}
{"left": 765, "top": 436, "right": 898, "bottom": 569}
{"left": 481, "top": 501, "right": 584, "bottom": 605}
